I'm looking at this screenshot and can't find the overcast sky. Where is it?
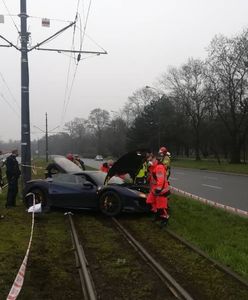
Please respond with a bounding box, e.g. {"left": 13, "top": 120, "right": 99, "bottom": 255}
{"left": 0, "top": 0, "right": 248, "bottom": 142}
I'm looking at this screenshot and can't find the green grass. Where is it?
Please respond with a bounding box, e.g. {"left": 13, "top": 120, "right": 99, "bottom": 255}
{"left": 0, "top": 159, "right": 82, "bottom": 299}
{"left": 1, "top": 158, "right": 248, "bottom": 298}
{"left": 172, "top": 158, "right": 248, "bottom": 174}
{"left": 169, "top": 194, "right": 248, "bottom": 280}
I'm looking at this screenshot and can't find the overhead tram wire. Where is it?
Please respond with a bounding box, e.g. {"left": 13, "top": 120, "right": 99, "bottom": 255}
{"left": 1, "top": 0, "right": 19, "bottom": 33}
{"left": 60, "top": 0, "right": 84, "bottom": 128}
{"left": 0, "top": 71, "right": 20, "bottom": 109}
{"left": 60, "top": 15, "right": 79, "bottom": 129}
{"left": 0, "top": 92, "right": 20, "bottom": 118}
{"left": 0, "top": 2, "right": 96, "bottom": 183}
{"left": 0, "top": 80, "right": 53, "bottom": 140}
{"left": 62, "top": 0, "right": 92, "bottom": 126}
{"left": 59, "top": 0, "right": 82, "bottom": 128}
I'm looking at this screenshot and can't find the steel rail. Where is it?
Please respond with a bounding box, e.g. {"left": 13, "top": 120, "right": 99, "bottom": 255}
{"left": 66, "top": 213, "right": 97, "bottom": 300}
{"left": 165, "top": 228, "right": 248, "bottom": 289}
{"left": 112, "top": 217, "right": 194, "bottom": 300}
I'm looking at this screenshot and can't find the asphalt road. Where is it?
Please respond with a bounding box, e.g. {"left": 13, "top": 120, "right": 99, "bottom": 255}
{"left": 83, "top": 158, "right": 248, "bottom": 212}
{"left": 171, "top": 167, "right": 248, "bottom": 212}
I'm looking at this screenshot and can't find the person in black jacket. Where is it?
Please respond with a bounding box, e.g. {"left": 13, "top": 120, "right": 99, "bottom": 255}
{"left": 5, "top": 149, "right": 21, "bottom": 208}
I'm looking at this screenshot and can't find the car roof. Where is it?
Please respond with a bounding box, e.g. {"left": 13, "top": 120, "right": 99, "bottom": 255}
{"left": 51, "top": 155, "right": 84, "bottom": 174}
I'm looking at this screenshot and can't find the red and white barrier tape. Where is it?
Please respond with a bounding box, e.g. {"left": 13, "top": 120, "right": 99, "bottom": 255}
{"left": 171, "top": 186, "right": 248, "bottom": 218}
{"left": 7, "top": 194, "right": 36, "bottom": 300}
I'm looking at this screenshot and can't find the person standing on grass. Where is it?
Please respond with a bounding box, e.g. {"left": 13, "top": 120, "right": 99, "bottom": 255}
{"left": 146, "top": 152, "right": 170, "bottom": 226}
{"left": 5, "top": 149, "right": 21, "bottom": 208}
{"left": 158, "top": 146, "right": 171, "bottom": 180}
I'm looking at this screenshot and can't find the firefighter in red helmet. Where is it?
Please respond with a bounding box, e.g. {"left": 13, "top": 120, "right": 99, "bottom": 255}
{"left": 146, "top": 152, "right": 170, "bottom": 226}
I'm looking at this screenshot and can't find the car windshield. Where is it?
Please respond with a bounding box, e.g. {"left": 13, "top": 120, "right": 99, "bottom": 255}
{"left": 88, "top": 171, "right": 124, "bottom": 186}
{"left": 53, "top": 156, "right": 83, "bottom": 174}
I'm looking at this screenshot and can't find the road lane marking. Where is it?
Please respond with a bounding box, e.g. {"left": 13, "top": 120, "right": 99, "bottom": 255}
{"left": 204, "top": 176, "right": 218, "bottom": 180}
{"left": 202, "top": 184, "right": 222, "bottom": 190}
{"left": 169, "top": 177, "right": 178, "bottom": 180}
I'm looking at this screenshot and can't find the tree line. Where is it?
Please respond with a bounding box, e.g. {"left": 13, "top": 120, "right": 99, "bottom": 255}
{"left": 2, "top": 29, "right": 248, "bottom": 163}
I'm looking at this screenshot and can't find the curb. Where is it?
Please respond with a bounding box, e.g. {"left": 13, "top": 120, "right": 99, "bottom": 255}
{"left": 171, "top": 186, "right": 248, "bottom": 218}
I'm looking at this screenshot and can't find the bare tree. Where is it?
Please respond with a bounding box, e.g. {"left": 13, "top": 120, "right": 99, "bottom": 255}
{"left": 206, "top": 30, "right": 248, "bottom": 163}
{"left": 161, "top": 58, "right": 210, "bottom": 160}
{"left": 64, "top": 117, "right": 87, "bottom": 139}
{"left": 88, "top": 108, "right": 110, "bottom": 153}
{"left": 122, "top": 87, "right": 156, "bottom": 127}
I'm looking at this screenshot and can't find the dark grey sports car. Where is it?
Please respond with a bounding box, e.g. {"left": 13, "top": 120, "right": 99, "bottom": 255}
{"left": 24, "top": 153, "right": 149, "bottom": 216}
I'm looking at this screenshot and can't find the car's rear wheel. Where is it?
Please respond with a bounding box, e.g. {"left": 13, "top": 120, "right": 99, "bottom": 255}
{"left": 27, "top": 188, "right": 49, "bottom": 209}
{"left": 99, "top": 191, "right": 122, "bottom": 216}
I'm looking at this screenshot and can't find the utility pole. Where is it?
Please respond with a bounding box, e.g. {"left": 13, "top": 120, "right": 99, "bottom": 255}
{"left": 45, "top": 112, "right": 48, "bottom": 162}
{"left": 20, "top": 0, "right": 31, "bottom": 183}
{"left": 0, "top": 1, "right": 107, "bottom": 184}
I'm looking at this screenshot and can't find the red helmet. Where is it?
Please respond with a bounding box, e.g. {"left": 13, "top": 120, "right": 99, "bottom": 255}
{"left": 66, "top": 153, "right": 74, "bottom": 161}
{"left": 159, "top": 147, "right": 167, "bottom": 155}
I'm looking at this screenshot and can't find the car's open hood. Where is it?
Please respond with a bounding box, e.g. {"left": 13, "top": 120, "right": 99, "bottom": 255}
{"left": 104, "top": 149, "right": 149, "bottom": 184}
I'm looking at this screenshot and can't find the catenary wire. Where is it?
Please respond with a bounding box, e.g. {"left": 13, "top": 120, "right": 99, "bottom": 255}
{"left": 0, "top": 92, "right": 20, "bottom": 118}
{"left": 61, "top": 0, "right": 92, "bottom": 126}
{"left": 60, "top": 19, "right": 78, "bottom": 128}
{"left": 60, "top": 0, "right": 82, "bottom": 128}
{"left": 0, "top": 71, "right": 20, "bottom": 109}
{"left": 1, "top": 0, "right": 19, "bottom": 33}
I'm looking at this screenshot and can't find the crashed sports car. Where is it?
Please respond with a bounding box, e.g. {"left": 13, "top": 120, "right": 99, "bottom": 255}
{"left": 24, "top": 152, "right": 149, "bottom": 216}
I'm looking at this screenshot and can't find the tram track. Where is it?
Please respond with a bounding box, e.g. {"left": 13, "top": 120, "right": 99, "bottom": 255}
{"left": 111, "top": 217, "right": 194, "bottom": 300}
{"left": 67, "top": 213, "right": 195, "bottom": 299}
{"left": 117, "top": 215, "right": 248, "bottom": 299}
{"left": 67, "top": 212, "right": 248, "bottom": 299}
{"left": 66, "top": 212, "right": 97, "bottom": 300}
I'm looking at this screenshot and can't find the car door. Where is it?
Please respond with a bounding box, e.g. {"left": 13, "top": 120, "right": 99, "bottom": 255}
{"left": 49, "top": 174, "right": 97, "bottom": 209}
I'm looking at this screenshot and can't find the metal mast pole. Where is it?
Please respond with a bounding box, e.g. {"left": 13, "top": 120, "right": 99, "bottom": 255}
{"left": 20, "top": 0, "right": 31, "bottom": 182}
{"left": 45, "top": 112, "right": 48, "bottom": 162}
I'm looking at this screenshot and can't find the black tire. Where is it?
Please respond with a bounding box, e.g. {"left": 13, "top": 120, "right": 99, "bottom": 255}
{"left": 28, "top": 188, "right": 48, "bottom": 209}
{"left": 99, "top": 191, "right": 122, "bottom": 217}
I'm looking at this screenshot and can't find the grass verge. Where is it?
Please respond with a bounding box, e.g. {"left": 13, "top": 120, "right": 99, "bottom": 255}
{"left": 168, "top": 194, "right": 248, "bottom": 280}
{"left": 0, "top": 158, "right": 82, "bottom": 299}
{"left": 1, "top": 158, "right": 247, "bottom": 298}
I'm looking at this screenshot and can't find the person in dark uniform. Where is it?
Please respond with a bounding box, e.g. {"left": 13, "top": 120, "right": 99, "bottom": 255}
{"left": 5, "top": 149, "right": 21, "bottom": 208}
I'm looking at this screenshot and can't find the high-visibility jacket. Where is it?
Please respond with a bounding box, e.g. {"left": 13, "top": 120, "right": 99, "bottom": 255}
{"left": 146, "top": 161, "right": 170, "bottom": 210}
{"left": 162, "top": 155, "right": 171, "bottom": 178}
{"left": 136, "top": 162, "right": 148, "bottom": 179}
{"left": 151, "top": 162, "right": 169, "bottom": 195}
{"left": 162, "top": 155, "right": 170, "bottom": 168}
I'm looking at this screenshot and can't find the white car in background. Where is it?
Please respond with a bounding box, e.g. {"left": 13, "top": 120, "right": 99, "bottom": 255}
{"left": 95, "top": 155, "right": 103, "bottom": 161}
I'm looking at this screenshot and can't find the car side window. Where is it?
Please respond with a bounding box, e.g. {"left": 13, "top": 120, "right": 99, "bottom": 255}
{"left": 75, "top": 175, "right": 87, "bottom": 184}
{"left": 52, "top": 174, "right": 79, "bottom": 184}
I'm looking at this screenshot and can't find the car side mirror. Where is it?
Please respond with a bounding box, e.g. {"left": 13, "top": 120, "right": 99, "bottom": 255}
{"left": 83, "top": 181, "right": 94, "bottom": 189}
